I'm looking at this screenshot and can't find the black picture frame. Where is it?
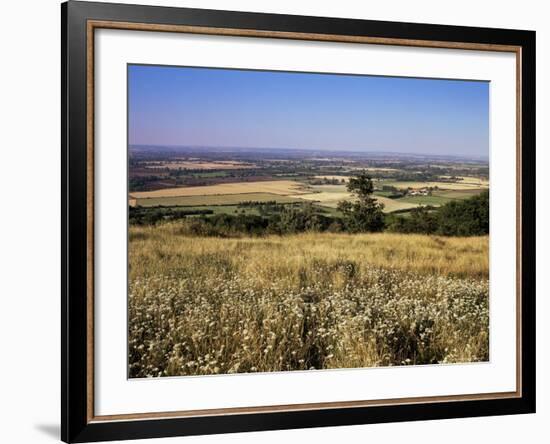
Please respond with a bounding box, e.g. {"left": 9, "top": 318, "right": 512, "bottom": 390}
{"left": 62, "top": 1, "right": 536, "bottom": 442}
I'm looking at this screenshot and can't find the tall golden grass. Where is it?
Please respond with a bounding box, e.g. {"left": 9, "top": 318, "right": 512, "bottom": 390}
{"left": 129, "top": 223, "right": 489, "bottom": 378}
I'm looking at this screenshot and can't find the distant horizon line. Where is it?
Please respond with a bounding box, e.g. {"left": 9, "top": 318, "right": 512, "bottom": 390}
{"left": 129, "top": 144, "right": 489, "bottom": 160}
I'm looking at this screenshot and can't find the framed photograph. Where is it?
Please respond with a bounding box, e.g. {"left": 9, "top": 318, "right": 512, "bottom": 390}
{"left": 61, "top": 1, "right": 536, "bottom": 442}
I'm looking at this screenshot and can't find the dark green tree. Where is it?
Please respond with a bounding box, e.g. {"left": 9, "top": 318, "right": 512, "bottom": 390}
{"left": 387, "top": 206, "right": 439, "bottom": 234}
{"left": 277, "top": 203, "right": 333, "bottom": 233}
{"left": 437, "top": 190, "right": 489, "bottom": 236}
{"left": 337, "top": 171, "right": 385, "bottom": 232}
{"left": 388, "top": 190, "right": 489, "bottom": 236}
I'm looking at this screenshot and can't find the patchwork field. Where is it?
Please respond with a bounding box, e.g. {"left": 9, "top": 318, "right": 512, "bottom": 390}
{"left": 131, "top": 180, "right": 307, "bottom": 199}
{"left": 294, "top": 184, "right": 418, "bottom": 213}
{"left": 131, "top": 178, "right": 486, "bottom": 213}
{"left": 298, "top": 191, "right": 418, "bottom": 213}
{"left": 133, "top": 193, "right": 304, "bottom": 208}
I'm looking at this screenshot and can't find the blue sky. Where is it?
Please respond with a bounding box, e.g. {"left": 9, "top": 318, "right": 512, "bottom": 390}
{"left": 128, "top": 64, "right": 489, "bottom": 157}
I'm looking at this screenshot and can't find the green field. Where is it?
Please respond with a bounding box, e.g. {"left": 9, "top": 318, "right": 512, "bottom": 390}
{"left": 188, "top": 171, "right": 230, "bottom": 178}
{"left": 181, "top": 205, "right": 262, "bottom": 216}
{"left": 374, "top": 190, "right": 401, "bottom": 198}
{"left": 395, "top": 195, "right": 453, "bottom": 206}
{"left": 433, "top": 189, "right": 486, "bottom": 199}
{"left": 135, "top": 192, "right": 304, "bottom": 207}
{"left": 393, "top": 188, "right": 486, "bottom": 207}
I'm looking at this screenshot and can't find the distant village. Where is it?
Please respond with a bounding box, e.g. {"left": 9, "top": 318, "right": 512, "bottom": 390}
{"left": 407, "top": 188, "right": 431, "bottom": 196}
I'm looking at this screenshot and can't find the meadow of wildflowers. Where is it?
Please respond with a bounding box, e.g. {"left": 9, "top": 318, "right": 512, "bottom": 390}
{"left": 128, "top": 223, "right": 489, "bottom": 377}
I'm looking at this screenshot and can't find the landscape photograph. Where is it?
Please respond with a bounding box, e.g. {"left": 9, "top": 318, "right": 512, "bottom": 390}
{"left": 127, "top": 64, "right": 490, "bottom": 378}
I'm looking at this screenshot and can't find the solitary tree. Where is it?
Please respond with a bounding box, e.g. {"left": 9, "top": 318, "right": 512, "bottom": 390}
{"left": 337, "top": 171, "right": 385, "bottom": 232}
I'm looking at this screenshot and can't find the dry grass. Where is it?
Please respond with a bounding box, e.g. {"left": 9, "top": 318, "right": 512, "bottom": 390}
{"left": 131, "top": 180, "right": 307, "bottom": 199}
{"left": 129, "top": 225, "right": 489, "bottom": 377}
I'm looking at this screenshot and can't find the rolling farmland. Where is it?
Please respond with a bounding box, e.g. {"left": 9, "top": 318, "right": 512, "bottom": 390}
{"left": 130, "top": 161, "right": 488, "bottom": 217}
{"left": 128, "top": 147, "right": 489, "bottom": 230}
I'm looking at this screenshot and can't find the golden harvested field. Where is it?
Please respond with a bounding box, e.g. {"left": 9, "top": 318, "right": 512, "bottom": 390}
{"left": 314, "top": 175, "right": 351, "bottom": 182}
{"left": 439, "top": 176, "right": 490, "bottom": 186}
{"left": 129, "top": 226, "right": 489, "bottom": 377}
{"left": 377, "top": 179, "right": 488, "bottom": 190}
{"left": 297, "top": 185, "right": 418, "bottom": 212}
{"left": 298, "top": 191, "right": 354, "bottom": 208}
{"left": 132, "top": 193, "right": 304, "bottom": 207}
{"left": 131, "top": 180, "right": 307, "bottom": 199}
{"left": 144, "top": 160, "right": 255, "bottom": 170}
{"left": 298, "top": 192, "right": 417, "bottom": 213}
{"left": 374, "top": 196, "right": 419, "bottom": 212}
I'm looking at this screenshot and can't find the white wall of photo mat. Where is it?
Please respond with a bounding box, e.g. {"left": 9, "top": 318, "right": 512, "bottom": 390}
{"left": 0, "top": 0, "right": 548, "bottom": 443}
{"left": 95, "top": 27, "right": 516, "bottom": 416}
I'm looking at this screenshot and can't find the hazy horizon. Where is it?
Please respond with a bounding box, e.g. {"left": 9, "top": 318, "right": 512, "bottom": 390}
{"left": 128, "top": 65, "right": 489, "bottom": 158}
{"left": 129, "top": 143, "right": 489, "bottom": 160}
